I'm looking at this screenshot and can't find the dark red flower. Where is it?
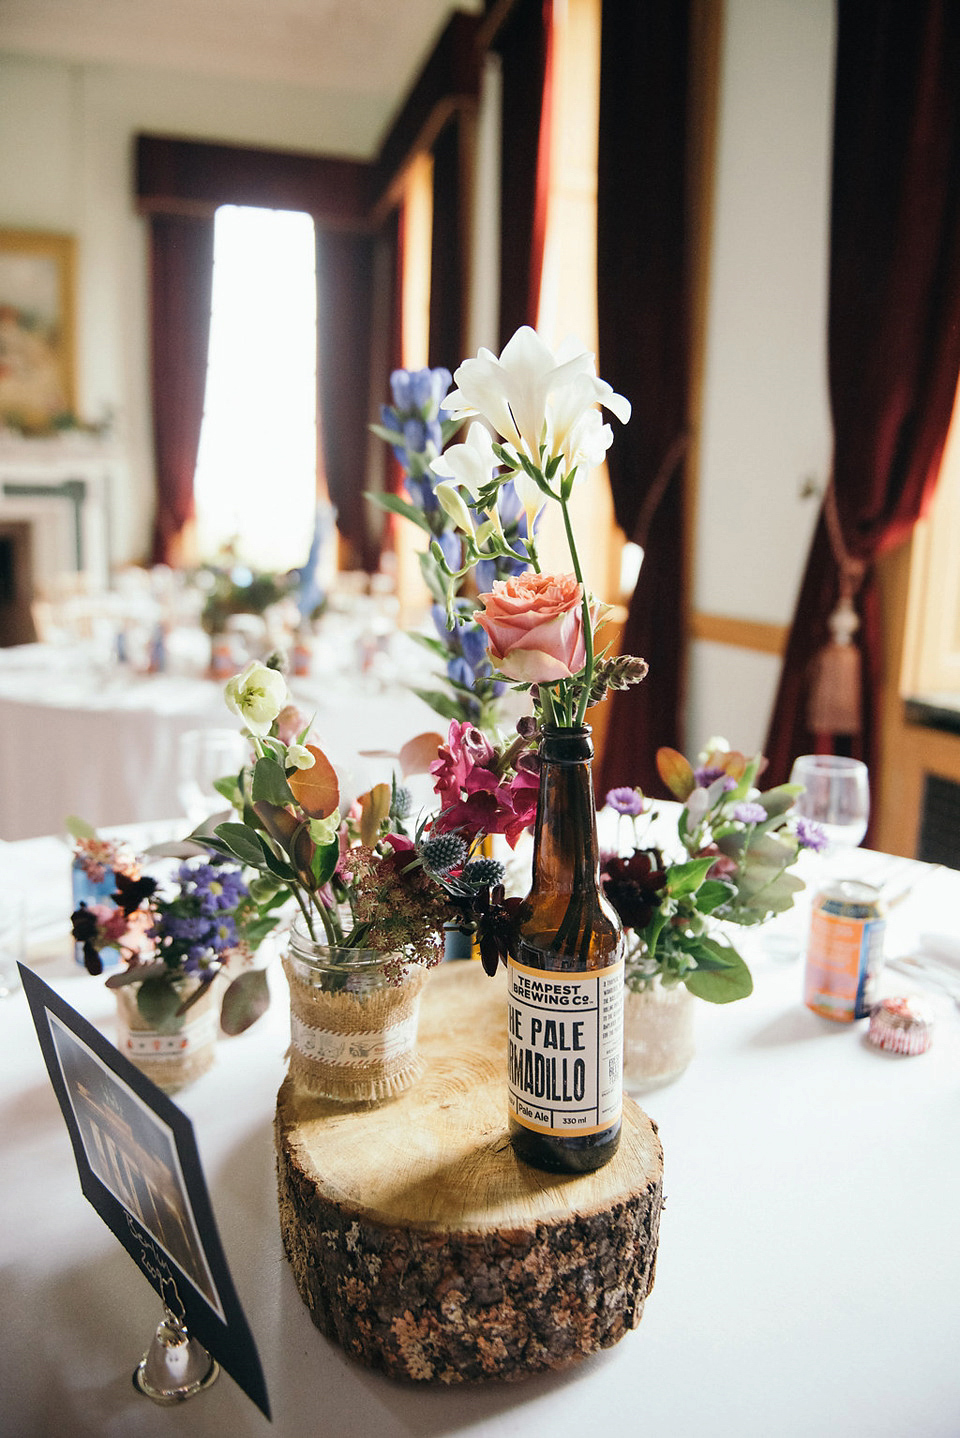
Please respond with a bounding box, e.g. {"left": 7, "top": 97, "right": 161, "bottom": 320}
{"left": 600, "top": 848, "right": 667, "bottom": 932}
{"left": 113, "top": 872, "right": 158, "bottom": 915}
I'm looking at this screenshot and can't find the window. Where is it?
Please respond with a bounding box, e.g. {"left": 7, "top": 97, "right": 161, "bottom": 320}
{"left": 902, "top": 380, "right": 960, "bottom": 704}
{"left": 193, "top": 205, "right": 318, "bottom": 572}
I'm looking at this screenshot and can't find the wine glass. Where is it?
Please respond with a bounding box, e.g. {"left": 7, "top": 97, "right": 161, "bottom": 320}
{"left": 177, "top": 727, "right": 249, "bottom": 828}
{"left": 789, "top": 755, "right": 870, "bottom": 860}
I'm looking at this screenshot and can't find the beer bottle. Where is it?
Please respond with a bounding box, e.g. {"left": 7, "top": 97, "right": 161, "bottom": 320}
{"left": 508, "top": 725, "right": 624, "bottom": 1172}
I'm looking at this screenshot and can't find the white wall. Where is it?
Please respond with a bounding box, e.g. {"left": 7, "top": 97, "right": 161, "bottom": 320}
{"left": 687, "top": 0, "right": 836, "bottom": 756}
{"left": 0, "top": 51, "right": 389, "bottom": 564}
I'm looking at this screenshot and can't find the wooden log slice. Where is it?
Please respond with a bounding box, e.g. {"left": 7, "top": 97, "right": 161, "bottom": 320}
{"left": 275, "top": 961, "right": 663, "bottom": 1385}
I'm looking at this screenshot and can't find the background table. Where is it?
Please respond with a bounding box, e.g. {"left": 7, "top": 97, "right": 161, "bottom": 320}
{"left": 0, "top": 640, "right": 444, "bottom": 839}
{"left": 1, "top": 837, "right": 958, "bottom": 1437}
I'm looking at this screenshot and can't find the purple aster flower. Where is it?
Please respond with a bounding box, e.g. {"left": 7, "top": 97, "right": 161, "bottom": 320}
{"left": 733, "top": 801, "right": 767, "bottom": 824}
{"left": 605, "top": 787, "right": 646, "bottom": 817}
{"left": 796, "top": 817, "right": 828, "bottom": 852}
{"left": 209, "top": 916, "right": 238, "bottom": 953}
{"left": 694, "top": 765, "right": 738, "bottom": 789}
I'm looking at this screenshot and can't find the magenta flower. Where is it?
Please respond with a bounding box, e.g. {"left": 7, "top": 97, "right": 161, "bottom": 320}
{"left": 431, "top": 720, "right": 538, "bottom": 848}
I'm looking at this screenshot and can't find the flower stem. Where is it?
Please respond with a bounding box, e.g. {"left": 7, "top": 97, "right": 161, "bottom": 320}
{"left": 560, "top": 496, "right": 594, "bottom": 729}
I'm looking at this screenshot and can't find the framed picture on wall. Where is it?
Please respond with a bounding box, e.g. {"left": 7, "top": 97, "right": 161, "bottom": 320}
{"left": 0, "top": 228, "right": 76, "bottom": 434}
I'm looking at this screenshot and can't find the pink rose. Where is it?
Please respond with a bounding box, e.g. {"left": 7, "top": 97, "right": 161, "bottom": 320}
{"left": 475, "top": 573, "right": 586, "bottom": 683}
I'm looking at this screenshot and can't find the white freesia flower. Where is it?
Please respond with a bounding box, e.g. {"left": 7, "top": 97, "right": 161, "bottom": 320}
{"left": 224, "top": 660, "right": 287, "bottom": 736}
{"left": 431, "top": 421, "right": 504, "bottom": 539}
{"left": 286, "top": 742, "right": 316, "bottom": 770}
{"left": 546, "top": 372, "right": 630, "bottom": 474}
{"left": 435, "top": 482, "right": 476, "bottom": 536}
{"left": 444, "top": 327, "right": 630, "bottom": 474}
{"left": 430, "top": 420, "right": 497, "bottom": 496}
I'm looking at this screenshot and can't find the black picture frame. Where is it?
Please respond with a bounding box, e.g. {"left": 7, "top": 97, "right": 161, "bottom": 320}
{"left": 19, "top": 963, "right": 270, "bottom": 1420}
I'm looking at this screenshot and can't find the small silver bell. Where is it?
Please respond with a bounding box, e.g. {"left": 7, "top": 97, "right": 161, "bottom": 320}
{"left": 133, "top": 1308, "right": 219, "bottom": 1404}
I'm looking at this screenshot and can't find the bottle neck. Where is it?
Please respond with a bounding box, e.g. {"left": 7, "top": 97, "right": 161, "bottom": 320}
{"left": 530, "top": 726, "right": 601, "bottom": 895}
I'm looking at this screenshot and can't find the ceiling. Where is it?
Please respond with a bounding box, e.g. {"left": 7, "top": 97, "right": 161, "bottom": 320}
{"left": 0, "top": 0, "right": 479, "bottom": 102}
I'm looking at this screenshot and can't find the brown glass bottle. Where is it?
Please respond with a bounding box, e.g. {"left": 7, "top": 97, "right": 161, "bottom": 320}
{"left": 507, "top": 725, "right": 624, "bottom": 1173}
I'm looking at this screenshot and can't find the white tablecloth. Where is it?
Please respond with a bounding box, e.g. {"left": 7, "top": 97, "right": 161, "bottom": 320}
{"left": 0, "top": 642, "right": 445, "bottom": 840}
{"left": 1, "top": 836, "right": 958, "bottom": 1437}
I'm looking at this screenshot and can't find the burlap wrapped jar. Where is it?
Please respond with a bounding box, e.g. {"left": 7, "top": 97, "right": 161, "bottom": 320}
{"left": 115, "top": 978, "right": 219, "bottom": 1092}
{"left": 283, "top": 918, "right": 427, "bottom": 1105}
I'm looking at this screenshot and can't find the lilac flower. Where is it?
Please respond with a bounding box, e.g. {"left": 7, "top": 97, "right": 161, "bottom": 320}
{"left": 733, "top": 801, "right": 767, "bottom": 825}
{"left": 606, "top": 787, "right": 646, "bottom": 816}
{"left": 796, "top": 817, "right": 828, "bottom": 852}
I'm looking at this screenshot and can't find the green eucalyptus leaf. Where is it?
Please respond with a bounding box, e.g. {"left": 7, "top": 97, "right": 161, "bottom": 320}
{"left": 252, "top": 756, "right": 295, "bottom": 807}
{"left": 684, "top": 941, "right": 753, "bottom": 1003}
{"left": 135, "top": 976, "right": 184, "bottom": 1033}
{"left": 696, "top": 878, "right": 736, "bottom": 913}
{"left": 368, "top": 422, "right": 403, "bottom": 445}
{"left": 142, "top": 838, "right": 211, "bottom": 860}
{"left": 219, "top": 969, "right": 271, "bottom": 1036}
{"left": 65, "top": 815, "right": 97, "bottom": 839}
{"left": 213, "top": 774, "right": 242, "bottom": 805}
{"left": 411, "top": 687, "right": 470, "bottom": 723}
{"left": 365, "top": 489, "right": 432, "bottom": 532}
{"left": 214, "top": 822, "right": 272, "bottom": 869}
{"left": 104, "top": 962, "right": 167, "bottom": 989}
{"left": 665, "top": 856, "right": 715, "bottom": 899}
{"left": 311, "top": 836, "right": 341, "bottom": 889}
{"left": 241, "top": 914, "right": 283, "bottom": 948}
{"left": 408, "top": 631, "right": 455, "bottom": 660}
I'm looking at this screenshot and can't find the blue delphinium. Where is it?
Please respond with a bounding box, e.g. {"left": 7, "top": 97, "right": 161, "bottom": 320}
{"left": 370, "top": 366, "right": 535, "bottom": 733}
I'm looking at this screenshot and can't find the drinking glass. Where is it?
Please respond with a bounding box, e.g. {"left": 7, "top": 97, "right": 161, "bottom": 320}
{"left": 177, "top": 728, "right": 249, "bottom": 827}
{"left": 789, "top": 755, "right": 870, "bottom": 856}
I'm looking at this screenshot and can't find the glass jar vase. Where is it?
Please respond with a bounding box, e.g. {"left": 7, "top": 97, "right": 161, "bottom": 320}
{"left": 283, "top": 919, "right": 427, "bottom": 1104}
{"left": 622, "top": 975, "right": 696, "bottom": 1095}
{"left": 115, "top": 979, "right": 219, "bottom": 1092}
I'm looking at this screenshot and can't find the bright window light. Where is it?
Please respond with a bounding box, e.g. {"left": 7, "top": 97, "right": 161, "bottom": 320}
{"left": 193, "top": 205, "right": 318, "bottom": 572}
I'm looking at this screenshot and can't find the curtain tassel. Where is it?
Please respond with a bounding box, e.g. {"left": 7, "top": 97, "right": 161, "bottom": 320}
{"left": 806, "top": 594, "right": 862, "bottom": 736}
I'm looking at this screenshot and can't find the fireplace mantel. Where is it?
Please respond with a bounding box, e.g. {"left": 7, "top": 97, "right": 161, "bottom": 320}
{"left": 0, "top": 432, "right": 114, "bottom": 594}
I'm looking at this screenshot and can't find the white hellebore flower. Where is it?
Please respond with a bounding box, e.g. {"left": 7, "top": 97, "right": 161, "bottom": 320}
{"left": 224, "top": 660, "right": 287, "bottom": 736}
{"left": 286, "top": 743, "right": 316, "bottom": 770}
{"left": 308, "top": 809, "right": 341, "bottom": 846}
{"left": 430, "top": 422, "right": 501, "bottom": 537}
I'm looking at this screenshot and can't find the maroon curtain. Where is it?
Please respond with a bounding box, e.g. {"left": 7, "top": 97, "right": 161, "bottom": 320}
{"left": 496, "top": 0, "right": 555, "bottom": 344}
{"left": 148, "top": 214, "right": 215, "bottom": 565}
{"left": 316, "top": 229, "right": 379, "bottom": 571}
{"left": 596, "top": 0, "right": 692, "bottom": 796}
{"left": 763, "top": 0, "right": 960, "bottom": 793}
{"left": 429, "top": 116, "right": 471, "bottom": 370}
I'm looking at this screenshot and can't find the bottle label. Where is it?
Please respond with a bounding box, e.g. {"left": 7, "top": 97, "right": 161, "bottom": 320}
{"left": 507, "top": 956, "right": 624, "bottom": 1136}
